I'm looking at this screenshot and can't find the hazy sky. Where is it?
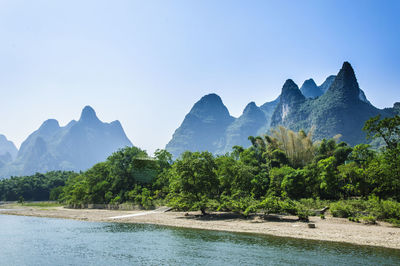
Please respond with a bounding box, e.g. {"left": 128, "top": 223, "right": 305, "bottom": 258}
{"left": 0, "top": 0, "right": 399, "bottom": 154}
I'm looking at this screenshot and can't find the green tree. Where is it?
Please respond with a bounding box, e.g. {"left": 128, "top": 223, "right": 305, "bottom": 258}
{"left": 363, "top": 115, "right": 400, "bottom": 200}
{"left": 337, "top": 162, "right": 368, "bottom": 198}
{"left": 348, "top": 144, "right": 375, "bottom": 168}
{"left": 363, "top": 115, "right": 400, "bottom": 149}
{"left": 267, "top": 166, "right": 295, "bottom": 197}
{"left": 317, "top": 156, "right": 339, "bottom": 199}
{"left": 281, "top": 169, "right": 307, "bottom": 199}
{"left": 168, "top": 151, "right": 218, "bottom": 215}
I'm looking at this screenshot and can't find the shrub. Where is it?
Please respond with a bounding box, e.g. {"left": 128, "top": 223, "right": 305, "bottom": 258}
{"left": 330, "top": 201, "right": 356, "bottom": 218}
{"left": 348, "top": 216, "right": 359, "bottom": 223}
{"left": 299, "top": 198, "right": 329, "bottom": 210}
{"left": 360, "top": 215, "right": 377, "bottom": 225}
{"left": 18, "top": 196, "right": 24, "bottom": 204}
{"left": 386, "top": 218, "right": 400, "bottom": 227}
{"left": 258, "top": 196, "right": 282, "bottom": 215}
{"left": 295, "top": 203, "right": 312, "bottom": 222}
{"left": 280, "top": 199, "right": 297, "bottom": 215}
{"left": 218, "top": 195, "right": 257, "bottom": 215}
{"left": 378, "top": 199, "right": 400, "bottom": 220}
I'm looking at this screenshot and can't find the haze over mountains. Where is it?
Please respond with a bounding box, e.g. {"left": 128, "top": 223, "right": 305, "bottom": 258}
{"left": 166, "top": 62, "right": 399, "bottom": 158}
{"left": 0, "top": 135, "right": 18, "bottom": 168}
{"left": 0, "top": 106, "right": 132, "bottom": 178}
{"left": 1, "top": 62, "right": 399, "bottom": 177}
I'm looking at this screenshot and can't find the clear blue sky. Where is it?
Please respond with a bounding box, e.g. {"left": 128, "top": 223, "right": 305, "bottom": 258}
{"left": 0, "top": 0, "right": 399, "bottom": 154}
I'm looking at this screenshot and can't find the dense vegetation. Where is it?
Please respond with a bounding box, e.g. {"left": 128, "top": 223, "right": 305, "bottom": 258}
{"left": 0, "top": 171, "right": 77, "bottom": 201}
{"left": 1, "top": 115, "right": 399, "bottom": 225}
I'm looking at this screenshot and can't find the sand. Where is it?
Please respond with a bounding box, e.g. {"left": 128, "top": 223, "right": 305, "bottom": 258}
{"left": 1, "top": 204, "right": 399, "bottom": 250}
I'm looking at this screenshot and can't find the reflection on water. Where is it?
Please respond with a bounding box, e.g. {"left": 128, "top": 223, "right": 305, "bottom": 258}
{"left": 0, "top": 215, "right": 399, "bottom": 265}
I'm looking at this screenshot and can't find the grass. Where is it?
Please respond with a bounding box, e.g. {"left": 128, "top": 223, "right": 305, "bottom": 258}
{"left": 19, "top": 202, "right": 63, "bottom": 207}
{"left": 329, "top": 198, "right": 400, "bottom": 226}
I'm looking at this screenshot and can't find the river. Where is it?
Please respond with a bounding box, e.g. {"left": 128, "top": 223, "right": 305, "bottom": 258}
{"left": 0, "top": 215, "right": 399, "bottom": 265}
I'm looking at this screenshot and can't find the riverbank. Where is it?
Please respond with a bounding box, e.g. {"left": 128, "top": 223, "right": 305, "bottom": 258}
{"left": 1, "top": 203, "right": 399, "bottom": 250}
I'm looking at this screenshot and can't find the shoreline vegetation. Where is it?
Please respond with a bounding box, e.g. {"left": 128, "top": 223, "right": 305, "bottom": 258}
{"left": 0, "top": 202, "right": 399, "bottom": 250}
{"left": 1, "top": 115, "right": 400, "bottom": 250}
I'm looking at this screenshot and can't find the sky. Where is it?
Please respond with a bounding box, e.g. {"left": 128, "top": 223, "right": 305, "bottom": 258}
{"left": 0, "top": 0, "right": 399, "bottom": 154}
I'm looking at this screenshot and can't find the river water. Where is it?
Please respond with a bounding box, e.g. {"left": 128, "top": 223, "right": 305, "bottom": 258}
{"left": 0, "top": 215, "right": 399, "bottom": 265}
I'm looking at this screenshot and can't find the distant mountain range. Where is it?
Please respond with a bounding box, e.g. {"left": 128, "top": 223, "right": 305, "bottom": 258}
{"left": 0, "top": 106, "right": 132, "bottom": 178}
{"left": 1, "top": 62, "right": 399, "bottom": 175}
{"left": 0, "top": 135, "right": 18, "bottom": 169}
{"left": 166, "top": 62, "right": 399, "bottom": 158}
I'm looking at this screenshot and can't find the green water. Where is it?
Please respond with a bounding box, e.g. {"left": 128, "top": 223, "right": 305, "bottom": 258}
{"left": 0, "top": 215, "right": 399, "bottom": 265}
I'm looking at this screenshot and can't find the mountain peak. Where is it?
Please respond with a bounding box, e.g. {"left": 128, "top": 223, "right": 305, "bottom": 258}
{"left": 303, "top": 78, "right": 317, "bottom": 87}
{"left": 327, "top": 61, "right": 360, "bottom": 100}
{"left": 79, "top": 106, "right": 100, "bottom": 123}
{"left": 243, "top": 102, "right": 258, "bottom": 114}
{"left": 198, "top": 93, "right": 223, "bottom": 105}
{"left": 0, "top": 134, "right": 18, "bottom": 160}
{"left": 0, "top": 134, "right": 7, "bottom": 142}
{"left": 189, "top": 93, "right": 232, "bottom": 120}
{"left": 39, "top": 119, "right": 60, "bottom": 134}
{"left": 281, "top": 79, "right": 298, "bottom": 93}
{"left": 280, "top": 79, "right": 305, "bottom": 103}
{"left": 319, "top": 75, "right": 336, "bottom": 92}
{"left": 342, "top": 61, "right": 353, "bottom": 72}
{"left": 337, "top": 62, "right": 357, "bottom": 83}
{"left": 300, "top": 78, "right": 323, "bottom": 98}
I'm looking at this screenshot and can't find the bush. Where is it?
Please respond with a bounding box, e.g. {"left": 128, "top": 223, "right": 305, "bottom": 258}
{"left": 329, "top": 198, "right": 400, "bottom": 226}
{"left": 298, "top": 198, "right": 330, "bottom": 210}
{"left": 110, "top": 196, "right": 121, "bottom": 204}
{"left": 330, "top": 201, "right": 356, "bottom": 218}
{"left": 376, "top": 199, "right": 400, "bottom": 220}
{"left": 18, "top": 196, "right": 24, "bottom": 204}
{"left": 49, "top": 186, "right": 64, "bottom": 201}
{"left": 295, "top": 202, "right": 312, "bottom": 221}
{"left": 218, "top": 195, "right": 257, "bottom": 215}
{"left": 386, "top": 218, "right": 400, "bottom": 227}
{"left": 348, "top": 216, "right": 360, "bottom": 223}
{"left": 258, "top": 196, "right": 282, "bottom": 215}
{"left": 360, "top": 215, "right": 377, "bottom": 225}
{"left": 296, "top": 209, "right": 310, "bottom": 222}
{"left": 281, "top": 199, "right": 297, "bottom": 215}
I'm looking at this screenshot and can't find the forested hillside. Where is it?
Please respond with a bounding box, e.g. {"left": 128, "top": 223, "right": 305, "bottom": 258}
{"left": 166, "top": 62, "right": 399, "bottom": 158}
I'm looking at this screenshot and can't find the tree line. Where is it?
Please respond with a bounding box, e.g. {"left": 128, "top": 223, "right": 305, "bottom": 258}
{"left": 1, "top": 115, "right": 399, "bottom": 224}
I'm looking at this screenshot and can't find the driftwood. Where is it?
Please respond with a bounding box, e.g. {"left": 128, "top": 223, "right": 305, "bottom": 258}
{"left": 314, "top": 206, "right": 329, "bottom": 215}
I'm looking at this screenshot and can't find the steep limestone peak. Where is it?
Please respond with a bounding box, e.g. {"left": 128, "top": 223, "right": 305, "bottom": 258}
{"left": 337, "top": 62, "right": 357, "bottom": 84}
{"left": 303, "top": 78, "right": 317, "bottom": 87}
{"left": 0, "top": 134, "right": 18, "bottom": 159}
{"left": 38, "top": 119, "right": 60, "bottom": 136}
{"left": 199, "top": 93, "right": 223, "bottom": 103}
{"left": 300, "top": 78, "right": 323, "bottom": 98}
{"left": 327, "top": 61, "right": 360, "bottom": 100}
{"left": 189, "top": 93, "right": 232, "bottom": 120}
{"left": 79, "top": 106, "right": 100, "bottom": 123}
{"left": 0, "top": 134, "right": 7, "bottom": 142}
{"left": 242, "top": 102, "right": 258, "bottom": 114}
{"left": 281, "top": 79, "right": 298, "bottom": 93}
{"left": 40, "top": 119, "right": 60, "bottom": 129}
{"left": 280, "top": 79, "right": 305, "bottom": 103}
{"left": 319, "top": 75, "right": 336, "bottom": 92}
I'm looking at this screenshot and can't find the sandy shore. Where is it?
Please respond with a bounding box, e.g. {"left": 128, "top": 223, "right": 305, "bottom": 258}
{"left": 1, "top": 204, "right": 399, "bottom": 250}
